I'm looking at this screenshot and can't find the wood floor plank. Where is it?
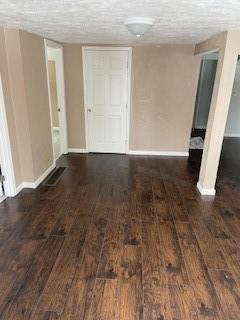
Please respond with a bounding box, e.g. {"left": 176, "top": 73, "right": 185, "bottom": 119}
{"left": 86, "top": 279, "right": 118, "bottom": 320}
{"left": 59, "top": 189, "right": 110, "bottom": 319}
{"left": 191, "top": 217, "right": 229, "bottom": 270}
{"left": 216, "top": 204, "right": 240, "bottom": 242}
{"left": 2, "top": 236, "right": 64, "bottom": 320}
{"left": 208, "top": 269, "right": 240, "bottom": 320}
{"left": 76, "top": 214, "right": 109, "bottom": 281}
{"left": 59, "top": 278, "right": 95, "bottom": 320}
{"left": 184, "top": 199, "right": 229, "bottom": 270}
{"left": 117, "top": 245, "right": 143, "bottom": 320}
{"left": 152, "top": 178, "right": 171, "bottom": 221}
{"left": 0, "top": 237, "right": 39, "bottom": 272}
{"left": 97, "top": 208, "right": 124, "bottom": 279}
{"left": 31, "top": 215, "right": 91, "bottom": 317}
{"left": 142, "top": 220, "right": 165, "bottom": 289}
{"left": 50, "top": 201, "right": 79, "bottom": 237}
{"left": 158, "top": 218, "right": 189, "bottom": 285}
{"left": 176, "top": 222, "right": 223, "bottom": 319}
{"left": 169, "top": 285, "right": 199, "bottom": 320}
{"left": 143, "top": 285, "right": 171, "bottom": 320}
{"left": 20, "top": 201, "right": 61, "bottom": 240}
{"left": 204, "top": 212, "right": 232, "bottom": 241}
{"left": 142, "top": 217, "right": 169, "bottom": 319}
{"left": 163, "top": 181, "right": 189, "bottom": 222}
{"left": 123, "top": 197, "right": 142, "bottom": 246}
{"left": 31, "top": 310, "right": 59, "bottom": 320}
{"left": 0, "top": 239, "right": 42, "bottom": 317}
{"left": 219, "top": 238, "right": 240, "bottom": 287}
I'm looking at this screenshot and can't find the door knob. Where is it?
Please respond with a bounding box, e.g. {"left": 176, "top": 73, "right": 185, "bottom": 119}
{"left": 88, "top": 108, "right": 92, "bottom": 112}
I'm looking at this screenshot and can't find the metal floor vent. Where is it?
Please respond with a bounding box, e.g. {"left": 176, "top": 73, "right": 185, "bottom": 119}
{"left": 43, "top": 167, "right": 66, "bottom": 186}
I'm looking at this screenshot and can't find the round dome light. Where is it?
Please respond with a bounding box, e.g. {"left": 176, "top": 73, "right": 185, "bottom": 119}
{"left": 125, "top": 17, "right": 155, "bottom": 37}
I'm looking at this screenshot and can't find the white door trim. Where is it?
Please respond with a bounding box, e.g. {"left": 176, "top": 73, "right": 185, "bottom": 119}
{"left": 0, "top": 74, "right": 17, "bottom": 197}
{"left": 82, "top": 46, "right": 132, "bottom": 153}
{"left": 44, "top": 39, "right": 68, "bottom": 162}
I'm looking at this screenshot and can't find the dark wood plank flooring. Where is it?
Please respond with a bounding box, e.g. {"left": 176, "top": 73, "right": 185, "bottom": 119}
{"left": 0, "top": 145, "right": 240, "bottom": 319}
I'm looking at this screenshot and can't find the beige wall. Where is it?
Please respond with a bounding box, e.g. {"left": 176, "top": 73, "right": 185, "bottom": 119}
{"left": 0, "top": 28, "right": 53, "bottom": 186}
{"left": 48, "top": 61, "right": 59, "bottom": 127}
{"left": 130, "top": 45, "right": 200, "bottom": 151}
{"left": 63, "top": 44, "right": 86, "bottom": 148}
{"left": 63, "top": 44, "right": 200, "bottom": 152}
{"left": 4, "top": 29, "right": 35, "bottom": 182}
{"left": 19, "top": 30, "right": 53, "bottom": 180}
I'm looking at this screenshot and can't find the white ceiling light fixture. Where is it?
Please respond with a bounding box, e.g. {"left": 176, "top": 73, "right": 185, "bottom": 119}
{"left": 125, "top": 17, "right": 155, "bottom": 38}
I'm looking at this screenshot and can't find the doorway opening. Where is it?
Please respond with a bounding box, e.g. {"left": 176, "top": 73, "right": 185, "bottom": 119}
{"left": 190, "top": 52, "right": 240, "bottom": 191}
{"left": 188, "top": 52, "right": 219, "bottom": 171}
{"left": 82, "top": 47, "right": 132, "bottom": 154}
{"left": 215, "top": 55, "right": 240, "bottom": 189}
{"left": 44, "top": 40, "right": 68, "bottom": 163}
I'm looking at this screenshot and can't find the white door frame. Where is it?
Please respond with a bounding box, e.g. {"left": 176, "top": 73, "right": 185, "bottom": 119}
{"left": 0, "top": 74, "right": 17, "bottom": 198}
{"left": 82, "top": 46, "right": 132, "bottom": 153}
{"left": 44, "top": 39, "right": 68, "bottom": 162}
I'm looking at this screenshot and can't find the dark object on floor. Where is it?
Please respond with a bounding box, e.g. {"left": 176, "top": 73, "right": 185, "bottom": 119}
{"left": 189, "top": 136, "right": 204, "bottom": 149}
{"left": 43, "top": 167, "right": 66, "bottom": 186}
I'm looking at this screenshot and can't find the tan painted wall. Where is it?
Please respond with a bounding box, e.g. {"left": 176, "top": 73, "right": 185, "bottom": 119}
{"left": 4, "top": 29, "right": 36, "bottom": 183}
{"left": 48, "top": 61, "right": 59, "bottom": 127}
{"left": 63, "top": 44, "right": 86, "bottom": 148}
{"left": 0, "top": 28, "right": 53, "bottom": 186}
{"left": 19, "top": 30, "right": 53, "bottom": 180}
{"left": 130, "top": 45, "right": 200, "bottom": 151}
{"left": 63, "top": 44, "right": 200, "bottom": 151}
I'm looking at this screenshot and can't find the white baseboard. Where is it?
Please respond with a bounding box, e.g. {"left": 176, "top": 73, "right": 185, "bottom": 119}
{"left": 68, "top": 148, "right": 88, "bottom": 153}
{"left": 15, "top": 163, "right": 56, "bottom": 194}
{"left": 0, "top": 195, "right": 6, "bottom": 203}
{"left": 15, "top": 183, "right": 24, "bottom": 195}
{"left": 224, "top": 133, "right": 240, "bottom": 138}
{"left": 127, "top": 150, "right": 189, "bottom": 157}
{"left": 197, "top": 182, "right": 216, "bottom": 196}
{"left": 68, "top": 149, "right": 189, "bottom": 157}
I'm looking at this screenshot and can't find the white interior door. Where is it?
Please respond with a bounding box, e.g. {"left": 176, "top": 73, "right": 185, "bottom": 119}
{"left": 84, "top": 49, "right": 129, "bottom": 153}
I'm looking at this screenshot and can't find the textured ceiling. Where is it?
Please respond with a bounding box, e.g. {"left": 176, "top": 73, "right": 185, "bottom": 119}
{"left": 0, "top": 0, "right": 239, "bottom": 45}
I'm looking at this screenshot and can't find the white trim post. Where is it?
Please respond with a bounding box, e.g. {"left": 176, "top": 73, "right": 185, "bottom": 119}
{"left": 0, "top": 75, "right": 17, "bottom": 196}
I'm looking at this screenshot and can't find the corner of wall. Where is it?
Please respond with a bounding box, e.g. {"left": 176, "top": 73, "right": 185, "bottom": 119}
{"left": 3, "top": 28, "right": 53, "bottom": 187}
{"left": 3, "top": 28, "right": 35, "bottom": 183}
{"left": 19, "top": 30, "right": 54, "bottom": 182}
